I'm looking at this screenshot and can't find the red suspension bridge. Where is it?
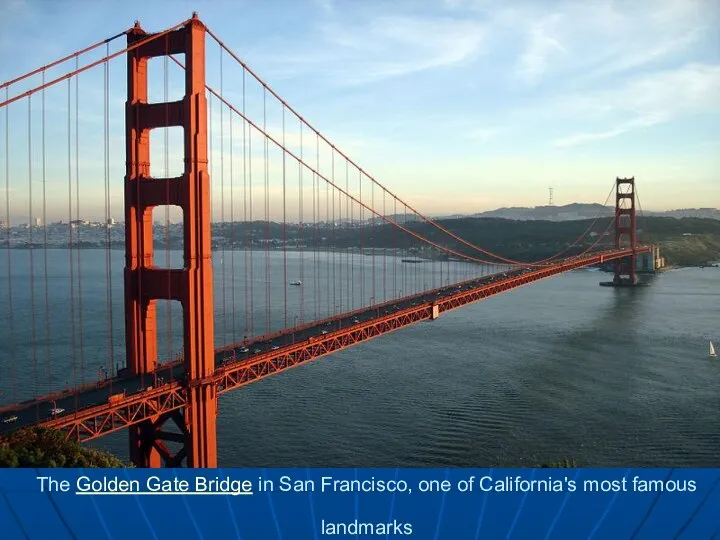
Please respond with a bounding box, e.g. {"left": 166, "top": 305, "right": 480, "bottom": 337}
{"left": 0, "top": 15, "right": 653, "bottom": 467}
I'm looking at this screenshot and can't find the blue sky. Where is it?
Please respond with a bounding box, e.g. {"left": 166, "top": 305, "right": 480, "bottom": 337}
{"left": 1, "top": 0, "right": 719, "bottom": 222}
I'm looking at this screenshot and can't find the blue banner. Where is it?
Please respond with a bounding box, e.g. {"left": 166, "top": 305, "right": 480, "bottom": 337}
{"left": 0, "top": 468, "right": 718, "bottom": 539}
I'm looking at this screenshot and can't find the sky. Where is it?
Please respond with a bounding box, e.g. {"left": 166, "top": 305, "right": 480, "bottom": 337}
{"left": 1, "top": 0, "right": 719, "bottom": 223}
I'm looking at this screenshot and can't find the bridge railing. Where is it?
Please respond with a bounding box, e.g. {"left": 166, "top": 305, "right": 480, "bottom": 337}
{"left": 214, "top": 262, "right": 521, "bottom": 357}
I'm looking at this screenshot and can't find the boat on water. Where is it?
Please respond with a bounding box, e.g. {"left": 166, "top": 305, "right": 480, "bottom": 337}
{"left": 710, "top": 341, "right": 717, "bottom": 358}
{"left": 290, "top": 280, "right": 302, "bottom": 286}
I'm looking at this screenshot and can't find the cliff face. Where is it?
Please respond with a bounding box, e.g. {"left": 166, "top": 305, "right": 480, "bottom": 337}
{"left": 658, "top": 234, "right": 720, "bottom": 266}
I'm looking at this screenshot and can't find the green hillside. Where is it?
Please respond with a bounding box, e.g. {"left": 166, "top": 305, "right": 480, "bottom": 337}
{"left": 215, "top": 215, "right": 720, "bottom": 266}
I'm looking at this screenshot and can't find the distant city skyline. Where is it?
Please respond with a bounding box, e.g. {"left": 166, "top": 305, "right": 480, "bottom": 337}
{"left": 3, "top": 200, "right": 719, "bottom": 228}
{"left": 1, "top": 0, "right": 719, "bottom": 224}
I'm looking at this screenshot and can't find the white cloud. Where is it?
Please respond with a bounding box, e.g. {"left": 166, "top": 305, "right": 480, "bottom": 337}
{"left": 496, "top": 0, "right": 715, "bottom": 87}
{"left": 543, "top": 62, "right": 720, "bottom": 148}
{"left": 255, "top": 15, "right": 487, "bottom": 86}
{"left": 314, "top": 0, "right": 334, "bottom": 13}
{"left": 555, "top": 64, "right": 720, "bottom": 121}
{"left": 466, "top": 127, "right": 500, "bottom": 143}
{"left": 552, "top": 113, "right": 669, "bottom": 148}
{"left": 584, "top": 29, "right": 703, "bottom": 80}
{"left": 515, "top": 14, "right": 567, "bottom": 84}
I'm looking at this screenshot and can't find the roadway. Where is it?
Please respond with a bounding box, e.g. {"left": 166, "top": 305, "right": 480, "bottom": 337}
{"left": 0, "top": 255, "right": 605, "bottom": 436}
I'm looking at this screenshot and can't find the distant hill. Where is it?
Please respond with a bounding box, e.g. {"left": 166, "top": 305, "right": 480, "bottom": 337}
{"left": 441, "top": 204, "right": 720, "bottom": 222}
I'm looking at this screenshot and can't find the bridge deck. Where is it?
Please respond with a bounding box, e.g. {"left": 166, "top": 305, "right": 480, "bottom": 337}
{"left": 0, "top": 247, "right": 648, "bottom": 442}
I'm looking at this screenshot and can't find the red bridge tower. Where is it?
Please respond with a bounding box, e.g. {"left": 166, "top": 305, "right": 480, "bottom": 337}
{"left": 613, "top": 176, "right": 638, "bottom": 285}
{"left": 124, "top": 14, "right": 217, "bottom": 467}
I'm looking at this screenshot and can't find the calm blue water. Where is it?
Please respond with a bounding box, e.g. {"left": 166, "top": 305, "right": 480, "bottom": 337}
{"left": 1, "top": 249, "right": 718, "bottom": 466}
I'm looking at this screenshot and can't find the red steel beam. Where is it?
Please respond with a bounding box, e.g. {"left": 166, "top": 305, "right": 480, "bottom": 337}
{"left": 40, "top": 384, "right": 187, "bottom": 442}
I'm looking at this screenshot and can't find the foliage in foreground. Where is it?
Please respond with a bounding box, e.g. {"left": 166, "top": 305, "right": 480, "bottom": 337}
{"left": 0, "top": 427, "right": 130, "bottom": 468}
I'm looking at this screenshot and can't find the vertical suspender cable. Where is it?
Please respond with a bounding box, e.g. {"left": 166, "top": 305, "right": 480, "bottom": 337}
{"left": 326, "top": 153, "right": 330, "bottom": 317}
{"left": 359, "top": 170, "right": 364, "bottom": 306}
{"left": 414, "top": 219, "right": 418, "bottom": 294}
{"left": 335, "top": 153, "right": 342, "bottom": 314}
{"left": 104, "top": 45, "right": 114, "bottom": 395}
{"left": 423, "top": 219, "right": 428, "bottom": 292}
{"left": 230, "top": 91, "right": 236, "bottom": 342}
{"left": 317, "top": 136, "right": 321, "bottom": 318}
{"left": 344, "top": 159, "right": 349, "bottom": 310}
{"left": 28, "top": 96, "right": 38, "bottom": 413}
{"left": 331, "top": 150, "right": 336, "bottom": 315}
{"left": 371, "top": 180, "right": 375, "bottom": 308}
{"left": 242, "top": 71, "right": 248, "bottom": 342}
{"left": 439, "top": 223, "right": 444, "bottom": 287}
{"left": 248, "top": 104, "right": 254, "bottom": 336}
{"left": 402, "top": 204, "right": 407, "bottom": 297}
{"left": 298, "top": 122, "right": 304, "bottom": 325}
{"left": 383, "top": 191, "right": 387, "bottom": 303}
{"left": 313, "top": 134, "right": 318, "bottom": 321}
{"left": 210, "top": 92, "right": 217, "bottom": 353}
{"left": 282, "top": 105, "right": 287, "bottom": 328}
{"left": 75, "top": 57, "right": 85, "bottom": 387}
{"left": 393, "top": 197, "right": 397, "bottom": 299}
{"left": 348, "top": 160, "right": 353, "bottom": 309}
{"left": 452, "top": 229, "right": 457, "bottom": 286}
{"left": 220, "top": 49, "right": 227, "bottom": 342}
{"left": 66, "top": 80, "right": 77, "bottom": 412}
{"left": 41, "top": 71, "right": 51, "bottom": 394}
{"left": 209, "top": 92, "right": 214, "bottom": 347}
{"left": 263, "top": 87, "right": 270, "bottom": 334}
{"left": 4, "top": 88, "right": 17, "bottom": 401}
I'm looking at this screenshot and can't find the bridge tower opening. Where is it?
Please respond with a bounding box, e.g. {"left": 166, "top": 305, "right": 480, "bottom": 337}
{"left": 613, "top": 177, "right": 638, "bottom": 285}
{"left": 124, "top": 14, "right": 217, "bottom": 467}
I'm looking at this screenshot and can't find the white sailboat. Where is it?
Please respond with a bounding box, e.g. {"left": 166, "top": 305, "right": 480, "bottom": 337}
{"left": 710, "top": 341, "right": 717, "bottom": 358}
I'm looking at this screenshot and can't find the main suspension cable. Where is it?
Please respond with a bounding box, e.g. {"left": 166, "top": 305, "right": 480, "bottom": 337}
{"left": 0, "top": 30, "right": 129, "bottom": 91}
{"left": 0, "top": 19, "right": 191, "bottom": 109}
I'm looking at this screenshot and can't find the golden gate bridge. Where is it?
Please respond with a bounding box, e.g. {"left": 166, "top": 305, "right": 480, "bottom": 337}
{"left": 0, "top": 14, "right": 652, "bottom": 467}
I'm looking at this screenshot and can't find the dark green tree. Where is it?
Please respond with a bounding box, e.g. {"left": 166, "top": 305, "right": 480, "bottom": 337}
{"left": 0, "top": 427, "right": 130, "bottom": 468}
